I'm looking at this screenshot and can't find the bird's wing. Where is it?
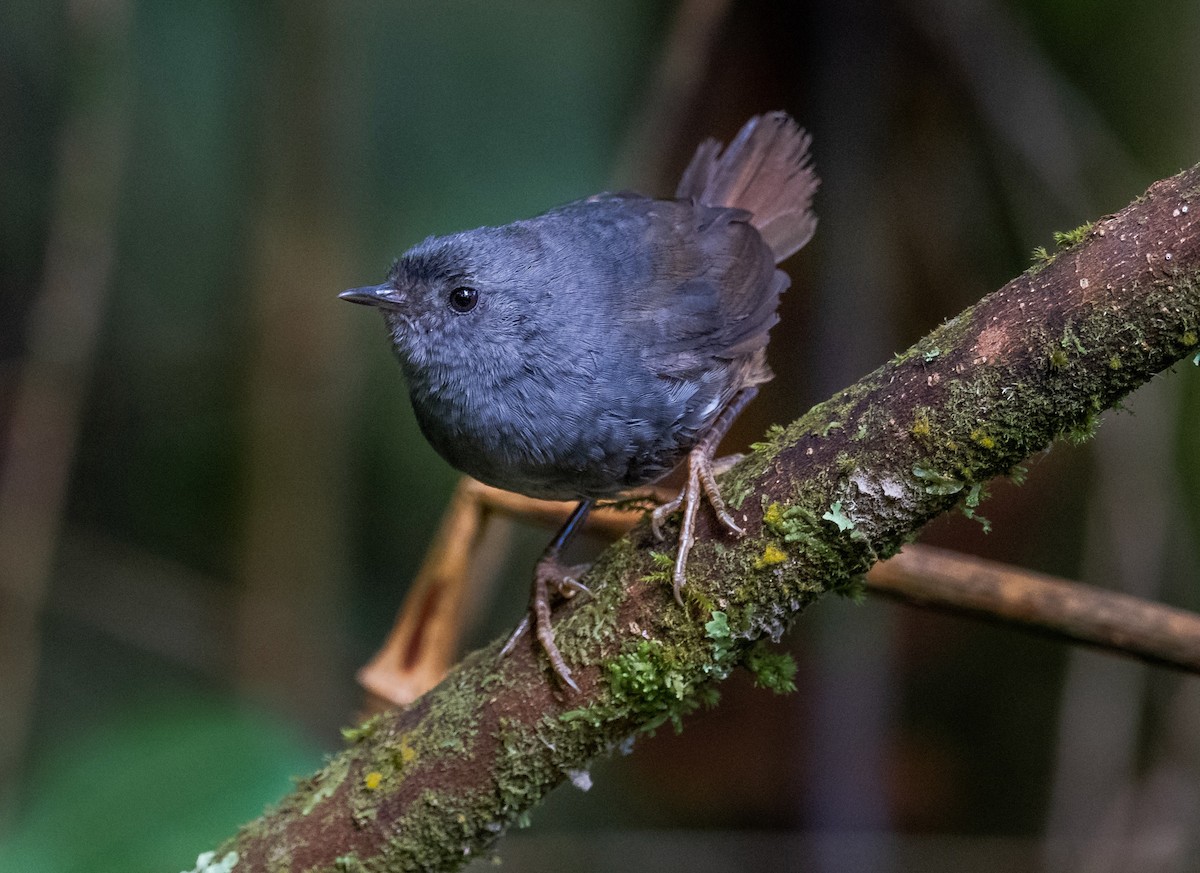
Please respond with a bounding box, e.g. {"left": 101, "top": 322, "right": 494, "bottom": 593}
{"left": 622, "top": 199, "right": 788, "bottom": 378}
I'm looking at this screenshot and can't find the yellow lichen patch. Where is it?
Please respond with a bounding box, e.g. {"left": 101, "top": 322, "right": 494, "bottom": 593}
{"left": 763, "top": 502, "right": 784, "bottom": 530}
{"left": 1182, "top": 330, "right": 1198, "bottom": 346}
{"left": 969, "top": 429, "right": 995, "bottom": 450}
{"left": 399, "top": 736, "right": 417, "bottom": 767}
{"left": 910, "top": 413, "right": 932, "bottom": 438}
{"left": 754, "top": 545, "right": 788, "bottom": 568}
{"left": 364, "top": 771, "right": 383, "bottom": 791}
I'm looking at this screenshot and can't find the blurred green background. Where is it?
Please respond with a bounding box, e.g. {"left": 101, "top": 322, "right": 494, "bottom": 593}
{"left": 2, "top": 1, "right": 1200, "bottom": 871}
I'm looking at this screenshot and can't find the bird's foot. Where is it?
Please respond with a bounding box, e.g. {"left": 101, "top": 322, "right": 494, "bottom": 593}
{"left": 650, "top": 447, "right": 746, "bottom": 605}
{"left": 500, "top": 553, "right": 591, "bottom": 692}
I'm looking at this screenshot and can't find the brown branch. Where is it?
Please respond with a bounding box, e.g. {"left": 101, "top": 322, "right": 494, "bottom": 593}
{"left": 193, "top": 164, "right": 1200, "bottom": 873}
{"left": 868, "top": 545, "right": 1200, "bottom": 673}
{"left": 364, "top": 479, "right": 1200, "bottom": 714}
{"left": 363, "top": 485, "right": 1200, "bottom": 713}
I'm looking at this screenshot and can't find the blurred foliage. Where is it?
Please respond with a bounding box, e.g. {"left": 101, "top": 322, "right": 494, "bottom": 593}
{"left": 0, "top": 697, "right": 317, "bottom": 873}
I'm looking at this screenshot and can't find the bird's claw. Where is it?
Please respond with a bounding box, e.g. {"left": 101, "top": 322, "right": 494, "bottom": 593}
{"left": 650, "top": 492, "right": 684, "bottom": 541}
{"left": 653, "top": 449, "right": 747, "bottom": 604}
{"left": 501, "top": 553, "right": 591, "bottom": 692}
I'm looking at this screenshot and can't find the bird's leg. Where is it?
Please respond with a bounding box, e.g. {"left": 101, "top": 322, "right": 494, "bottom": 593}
{"left": 500, "top": 497, "right": 594, "bottom": 692}
{"left": 650, "top": 387, "right": 758, "bottom": 604}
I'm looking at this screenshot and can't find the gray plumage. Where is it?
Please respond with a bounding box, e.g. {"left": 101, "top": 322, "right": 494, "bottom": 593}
{"left": 344, "top": 112, "right": 819, "bottom": 503}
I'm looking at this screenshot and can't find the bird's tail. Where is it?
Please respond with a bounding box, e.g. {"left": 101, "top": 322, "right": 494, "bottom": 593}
{"left": 675, "top": 112, "right": 819, "bottom": 264}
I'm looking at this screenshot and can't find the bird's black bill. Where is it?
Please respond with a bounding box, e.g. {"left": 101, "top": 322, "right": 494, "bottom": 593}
{"left": 339, "top": 283, "right": 394, "bottom": 306}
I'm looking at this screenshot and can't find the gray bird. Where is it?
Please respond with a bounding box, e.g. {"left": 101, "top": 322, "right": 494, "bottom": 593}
{"left": 342, "top": 112, "right": 818, "bottom": 690}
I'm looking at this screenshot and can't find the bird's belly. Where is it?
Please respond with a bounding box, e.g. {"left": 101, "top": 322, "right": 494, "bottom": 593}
{"left": 408, "top": 384, "right": 694, "bottom": 501}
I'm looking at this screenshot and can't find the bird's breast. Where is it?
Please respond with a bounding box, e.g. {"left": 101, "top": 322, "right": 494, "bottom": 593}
{"left": 403, "top": 358, "right": 706, "bottom": 500}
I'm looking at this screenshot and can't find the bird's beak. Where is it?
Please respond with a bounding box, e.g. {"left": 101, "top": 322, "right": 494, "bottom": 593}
{"left": 339, "top": 283, "right": 399, "bottom": 307}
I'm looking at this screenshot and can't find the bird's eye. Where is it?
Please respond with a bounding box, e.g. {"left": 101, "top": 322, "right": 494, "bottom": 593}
{"left": 448, "top": 286, "right": 479, "bottom": 313}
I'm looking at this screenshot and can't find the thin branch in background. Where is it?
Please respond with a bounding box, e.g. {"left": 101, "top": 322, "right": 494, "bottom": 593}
{"left": 0, "top": 0, "right": 131, "bottom": 822}
{"left": 358, "top": 479, "right": 661, "bottom": 710}
{"left": 360, "top": 487, "right": 1200, "bottom": 714}
{"left": 871, "top": 544, "right": 1200, "bottom": 675}
{"left": 357, "top": 479, "right": 490, "bottom": 711}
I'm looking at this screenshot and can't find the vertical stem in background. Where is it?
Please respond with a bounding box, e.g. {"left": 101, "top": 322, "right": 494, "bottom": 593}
{"left": 0, "top": 0, "right": 130, "bottom": 822}
{"left": 801, "top": 0, "right": 899, "bottom": 867}
{"left": 905, "top": 1, "right": 1176, "bottom": 861}
{"left": 906, "top": 0, "right": 1142, "bottom": 218}
{"left": 235, "top": 0, "right": 355, "bottom": 736}
{"left": 1043, "top": 378, "right": 1176, "bottom": 870}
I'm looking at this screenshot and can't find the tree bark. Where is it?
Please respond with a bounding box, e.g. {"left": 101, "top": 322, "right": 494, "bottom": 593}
{"left": 190, "top": 163, "right": 1200, "bottom": 873}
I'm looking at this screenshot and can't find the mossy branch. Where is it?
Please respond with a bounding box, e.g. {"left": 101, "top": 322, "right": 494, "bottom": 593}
{"left": 193, "top": 164, "right": 1200, "bottom": 873}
